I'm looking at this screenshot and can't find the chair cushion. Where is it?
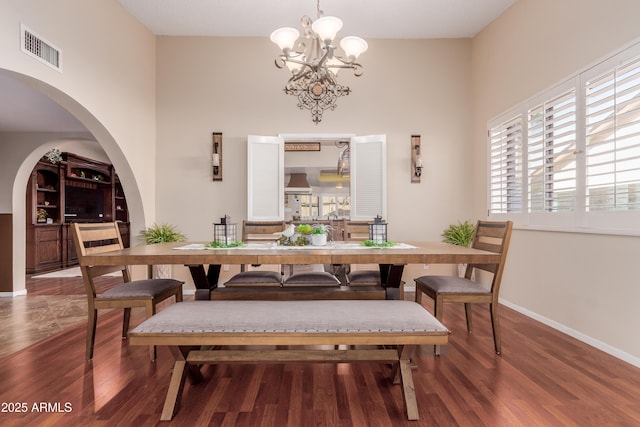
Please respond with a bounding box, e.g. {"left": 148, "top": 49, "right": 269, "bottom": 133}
{"left": 225, "top": 271, "right": 283, "bottom": 287}
{"left": 347, "top": 270, "right": 381, "bottom": 286}
{"left": 414, "top": 275, "right": 490, "bottom": 294}
{"left": 283, "top": 272, "right": 341, "bottom": 287}
{"left": 98, "top": 278, "right": 183, "bottom": 300}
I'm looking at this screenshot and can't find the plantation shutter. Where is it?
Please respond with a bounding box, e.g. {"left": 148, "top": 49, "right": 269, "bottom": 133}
{"left": 350, "top": 135, "right": 387, "bottom": 220}
{"left": 584, "top": 56, "right": 640, "bottom": 212}
{"left": 247, "top": 135, "right": 284, "bottom": 220}
{"left": 527, "top": 90, "right": 577, "bottom": 213}
{"left": 489, "top": 115, "right": 523, "bottom": 214}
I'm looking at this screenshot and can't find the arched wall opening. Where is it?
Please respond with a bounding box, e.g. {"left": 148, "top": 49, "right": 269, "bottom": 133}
{"left": 0, "top": 70, "right": 148, "bottom": 295}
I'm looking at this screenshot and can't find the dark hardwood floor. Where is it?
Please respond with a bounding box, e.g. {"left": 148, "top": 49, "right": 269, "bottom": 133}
{"left": 0, "top": 275, "right": 638, "bottom": 426}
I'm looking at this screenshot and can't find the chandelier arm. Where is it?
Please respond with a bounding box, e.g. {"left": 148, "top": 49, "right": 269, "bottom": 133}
{"left": 288, "top": 67, "right": 315, "bottom": 83}
{"left": 315, "top": 45, "right": 334, "bottom": 69}
{"left": 274, "top": 57, "right": 287, "bottom": 69}
{"left": 351, "top": 63, "right": 364, "bottom": 77}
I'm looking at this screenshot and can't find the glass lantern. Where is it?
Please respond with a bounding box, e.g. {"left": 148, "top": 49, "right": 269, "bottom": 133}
{"left": 369, "top": 215, "right": 387, "bottom": 243}
{"left": 213, "top": 215, "right": 237, "bottom": 245}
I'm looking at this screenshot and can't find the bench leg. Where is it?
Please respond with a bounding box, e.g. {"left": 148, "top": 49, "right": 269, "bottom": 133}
{"left": 399, "top": 359, "right": 419, "bottom": 420}
{"left": 160, "top": 352, "right": 188, "bottom": 421}
{"left": 396, "top": 345, "right": 419, "bottom": 421}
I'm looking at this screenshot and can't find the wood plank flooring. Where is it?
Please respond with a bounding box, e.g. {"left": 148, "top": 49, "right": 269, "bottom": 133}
{"left": 0, "top": 275, "right": 638, "bottom": 426}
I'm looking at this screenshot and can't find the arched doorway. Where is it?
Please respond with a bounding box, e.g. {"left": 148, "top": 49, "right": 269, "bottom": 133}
{"left": 0, "top": 70, "right": 146, "bottom": 295}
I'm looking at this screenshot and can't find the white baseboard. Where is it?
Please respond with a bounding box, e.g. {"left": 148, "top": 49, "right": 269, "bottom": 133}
{"left": 0, "top": 289, "right": 28, "bottom": 298}
{"left": 500, "top": 298, "right": 640, "bottom": 369}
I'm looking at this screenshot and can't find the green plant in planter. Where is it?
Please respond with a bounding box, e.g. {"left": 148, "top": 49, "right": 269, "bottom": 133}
{"left": 139, "top": 223, "right": 186, "bottom": 244}
{"left": 311, "top": 224, "right": 332, "bottom": 234}
{"left": 296, "top": 224, "right": 313, "bottom": 235}
{"left": 442, "top": 220, "right": 476, "bottom": 247}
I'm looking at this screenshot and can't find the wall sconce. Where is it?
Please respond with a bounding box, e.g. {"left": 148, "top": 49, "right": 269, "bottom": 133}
{"left": 411, "top": 134, "right": 423, "bottom": 183}
{"left": 212, "top": 132, "right": 222, "bottom": 181}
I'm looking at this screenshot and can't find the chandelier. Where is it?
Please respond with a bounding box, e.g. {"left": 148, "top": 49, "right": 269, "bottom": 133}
{"left": 270, "top": 0, "right": 368, "bottom": 124}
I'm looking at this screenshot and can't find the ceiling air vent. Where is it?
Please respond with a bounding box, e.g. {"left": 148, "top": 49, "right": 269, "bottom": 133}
{"left": 20, "top": 24, "right": 62, "bottom": 72}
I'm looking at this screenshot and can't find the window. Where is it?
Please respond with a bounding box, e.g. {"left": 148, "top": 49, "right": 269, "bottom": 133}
{"left": 489, "top": 115, "right": 523, "bottom": 214}
{"left": 585, "top": 57, "right": 640, "bottom": 213}
{"left": 527, "top": 90, "right": 577, "bottom": 214}
{"left": 488, "top": 42, "right": 640, "bottom": 233}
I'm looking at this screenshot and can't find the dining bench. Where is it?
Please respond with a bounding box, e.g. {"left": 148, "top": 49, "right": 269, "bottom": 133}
{"left": 129, "top": 300, "right": 449, "bottom": 421}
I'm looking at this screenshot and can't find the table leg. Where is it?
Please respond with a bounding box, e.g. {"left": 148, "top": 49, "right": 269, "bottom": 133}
{"left": 379, "top": 264, "right": 405, "bottom": 300}
{"left": 185, "top": 264, "right": 220, "bottom": 300}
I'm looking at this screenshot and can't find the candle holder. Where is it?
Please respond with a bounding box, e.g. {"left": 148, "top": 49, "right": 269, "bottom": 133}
{"left": 369, "top": 215, "right": 387, "bottom": 243}
{"left": 212, "top": 132, "right": 222, "bottom": 181}
{"left": 213, "top": 215, "right": 237, "bottom": 245}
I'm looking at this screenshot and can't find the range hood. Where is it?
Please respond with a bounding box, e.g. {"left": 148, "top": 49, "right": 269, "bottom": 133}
{"left": 285, "top": 173, "right": 312, "bottom": 194}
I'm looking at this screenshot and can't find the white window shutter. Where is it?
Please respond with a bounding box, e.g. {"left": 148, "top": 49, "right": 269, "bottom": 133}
{"left": 350, "top": 135, "right": 387, "bottom": 220}
{"left": 585, "top": 57, "right": 640, "bottom": 212}
{"left": 247, "top": 135, "right": 284, "bottom": 220}
{"left": 527, "top": 89, "right": 577, "bottom": 213}
{"left": 489, "top": 115, "right": 523, "bottom": 214}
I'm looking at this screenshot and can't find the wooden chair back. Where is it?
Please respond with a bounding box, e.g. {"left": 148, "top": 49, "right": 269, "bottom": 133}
{"left": 466, "top": 220, "right": 513, "bottom": 295}
{"left": 242, "top": 220, "right": 286, "bottom": 242}
{"left": 344, "top": 221, "right": 371, "bottom": 241}
{"left": 71, "top": 222, "right": 129, "bottom": 297}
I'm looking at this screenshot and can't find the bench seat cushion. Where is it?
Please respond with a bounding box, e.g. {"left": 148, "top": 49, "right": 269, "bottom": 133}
{"left": 130, "top": 300, "right": 448, "bottom": 336}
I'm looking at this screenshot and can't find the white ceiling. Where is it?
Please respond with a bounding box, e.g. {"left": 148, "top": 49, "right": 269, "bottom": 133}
{"left": 117, "top": 0, "right": 517, "bottom": 39}
{"left": 0, "top": 0, "right": 517, "bottom": 133}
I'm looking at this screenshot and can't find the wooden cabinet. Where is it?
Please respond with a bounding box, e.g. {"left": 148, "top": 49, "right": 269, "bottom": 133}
{"left": 25, "top": 153, "right": 130, "bottom": 274}
{"left": 26, "top": 225, "right": 62, "bottom": 273}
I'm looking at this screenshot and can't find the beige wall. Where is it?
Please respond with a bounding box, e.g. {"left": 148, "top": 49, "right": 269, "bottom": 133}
{"left": 155, "top": 37, "right": 474, "bottom": 282}
{"left": 472, "top": 0, "right": 640, "bottom": 363}
{"left": 0, "top": 0, "right": 157, "bottom": 292}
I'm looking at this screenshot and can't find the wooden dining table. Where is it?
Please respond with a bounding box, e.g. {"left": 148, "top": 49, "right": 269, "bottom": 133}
{"left": 79, "top": 241, "right": 501, "bottom": 300}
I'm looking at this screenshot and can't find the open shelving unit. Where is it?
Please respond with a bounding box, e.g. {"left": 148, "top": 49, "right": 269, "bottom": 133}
{"left": 26, "top": 152, "right": 130, "bottom": 274}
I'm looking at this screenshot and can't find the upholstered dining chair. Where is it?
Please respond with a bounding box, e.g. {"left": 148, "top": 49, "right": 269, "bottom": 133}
{"left": 71, "top": 222, "right": 184, "bottom": 360}
{"left": 224, "top": 220, "right": 285, "bottom": 287}
{"left": 342, "top": 221, "right": 406, "bottom": 298}
{"left": 414, "top": 220, "right": 513, "bottom": 354}
{"left": 344, "top": 220, "right": 379, "bottom": 284}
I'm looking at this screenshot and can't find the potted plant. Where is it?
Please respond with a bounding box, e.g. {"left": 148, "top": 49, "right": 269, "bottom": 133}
{"left": 139, "top": 223, "right": 186, "bottom": 278}
{"left": 442, "top": 220, "right": 476, "bottom": 277}
{"left": 296, "top": 223, "right": 313, "bottom": 245}
{"left": 442, "top": 220, "right": 475, "bottom": 247}
{"left": 36, "top": 208, "right": 48, "bottom": 223}
{"left": 310, "top": 224, "right": 332, "bottom": 246}
{"left": 139, "top": 223, "right": 186, "bottom": 244}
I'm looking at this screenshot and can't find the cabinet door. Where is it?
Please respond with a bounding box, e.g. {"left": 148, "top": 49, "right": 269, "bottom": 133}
{"left": 247, "top": 135, "right": 284, "bottom": 220}
{"left": 36, "top": 226, "right": 62, "bottom": 267}
{"left": 350, "top": 135, "right": 387, "bottom": 220}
